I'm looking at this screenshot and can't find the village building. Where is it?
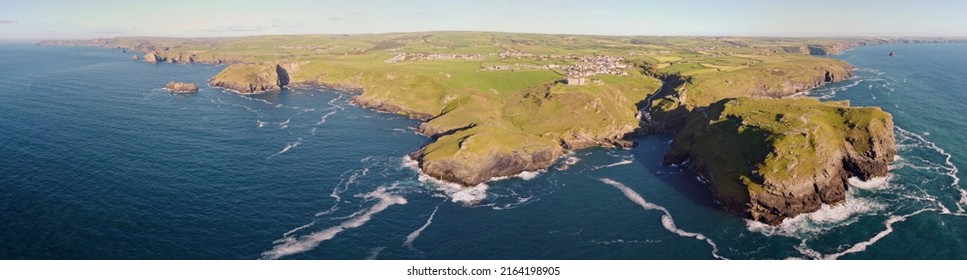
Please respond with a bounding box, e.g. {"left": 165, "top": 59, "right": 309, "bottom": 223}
{"left": 566, "top": 77, "right": 586, "bottom": 85}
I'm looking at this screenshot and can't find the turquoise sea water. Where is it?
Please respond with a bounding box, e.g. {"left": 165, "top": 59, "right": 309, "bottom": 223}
{"left": 1, "top": 43, "right": 965, "bottom": 259}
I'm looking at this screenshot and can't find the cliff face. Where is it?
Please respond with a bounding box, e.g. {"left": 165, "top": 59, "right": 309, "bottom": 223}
{"left": 643, "top": 59, "right": 855, "bottom": 133}
{"left": 208, "top": 64, "right": 295, "bottom": 94}
{"left": 411, "top": 126, "right": 565, "bottom": 186}
{"left": 663, "top": 97, "right": 896, "bottom": 225}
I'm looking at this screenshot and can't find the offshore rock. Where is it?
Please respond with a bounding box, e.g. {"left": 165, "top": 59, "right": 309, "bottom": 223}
{"left": 165, "top": 81, "right": 199, "bottom": 93}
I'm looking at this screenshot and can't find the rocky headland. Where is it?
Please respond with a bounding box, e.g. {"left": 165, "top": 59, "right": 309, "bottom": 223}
{"left": 42, "top": 33, "right": 915, "bottom": 223}
{"left": 663, "top": 97, "right": 896, "bottom": 225}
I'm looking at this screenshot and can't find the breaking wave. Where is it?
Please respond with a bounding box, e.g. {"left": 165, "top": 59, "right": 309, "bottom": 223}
{"left": 402, "top": 155, "right": 489, "bottom": 204}
{"left": 796, "top": 209, "right": 931, "bottom": 260}
{"left": 745, "top": 190, "right": 885, "bottom": 238}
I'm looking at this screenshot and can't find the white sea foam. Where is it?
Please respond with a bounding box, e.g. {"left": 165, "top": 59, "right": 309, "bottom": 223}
{"left": 403, "top": 156, "right": 489, "bottom": 204}
{"left": 807, "top": 78, "right": 863, "bottom": 100}
{"left": 896, "top": 126, "right": 960, "bottom": 188}
{"left": 238, "top": 94, "right": 275, "bottom": 106}
{"left": 490, "top": 196, "right": 535, "bottom": 210}
{"left": 959, "top": 189, "right": 967, "bottom": 213}
{"left": 327, "top": 93, "right": 345, "bottom": 109}
{"left": 317, "top": 166, "right": 371, "bottom": 217}
{"left": 267, "top": 138, "right": 303, "bottom": 159}
{"left": 279, "top": 118, "right": 291, "bottom": 129}
{"left": 489, "top": 170, "right": 544, "bottom": 181}
{"left": 599, "top": 178, "right": 726, "bottom": 259}
{"left": 796, "top": 209, "right": 930, "bottom": 260}
{"left": 233, "top": 103, "right": 265, "bottom": 118}
{"left": 591, "top": 159, "right": 634, "bottom": 170}
{"left": 848, "top": 175, "right": 892, "bottom": 191}
{"left": 897, "top": 127, "right": 965, "bottom": 211}
{"left": 695, "top": 175, "right": 709, "bottom": 184}
{"left": 262, "top": 187, "right": 407, "bottom": 259}
{"left": 592, "top": 239, "right": 660, "bottom": 245}
{"left": 745, "top": 192, "right": 885, "bottom": 238}
{"left": 365, "top": 247, "right": 385, "bottom": 260}
{"left": 281, "top": 221, "right": 316, "bottom": 238}
{"left": 403, "top": 204, "right": 440, "bottom": 249}
{"left": 316, "top": 110, "right": 338, "bottom": 125}
{"left": 516, "top": 171, "right": 541, "bottom": 180}
{"left": 257, "top": 120, "right": 268, "bottom": 128}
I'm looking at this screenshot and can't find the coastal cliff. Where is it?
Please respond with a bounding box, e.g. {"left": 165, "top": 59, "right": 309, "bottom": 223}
{"left": 42, "top": 34, "right": 908, "bottom": 214}
{"left": 643, "top": 60, "right": 855, "bottom": 132}
{"left": 663, "top": 97, "right": 896, "bottom": 225}
{"left": 209, "top": 64, "right": 293, "bottom": 94}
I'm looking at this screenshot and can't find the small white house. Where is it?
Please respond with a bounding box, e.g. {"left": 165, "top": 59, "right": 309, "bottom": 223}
{"left": 566, "top": 77, "right": 586, "bottom": 86}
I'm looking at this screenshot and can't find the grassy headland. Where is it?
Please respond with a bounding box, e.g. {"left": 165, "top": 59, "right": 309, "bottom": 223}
{"left": 44, "top": 32, "right": 941, "bottom": 220}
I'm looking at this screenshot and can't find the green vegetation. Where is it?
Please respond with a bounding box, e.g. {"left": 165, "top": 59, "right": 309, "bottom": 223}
{"left": 66, "top": 32, "right": 904, "bottom": 187}
{"left": 664, "top": 97, "right": 895, "bottom": 223}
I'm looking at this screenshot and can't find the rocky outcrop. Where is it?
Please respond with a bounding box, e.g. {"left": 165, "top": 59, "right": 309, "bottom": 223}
{"left": 208, "top": 64, "right": 291, "bottom": 94}
{"left": 409, "top": 126, "right": 566, "bottom": 186}
{"left": 141, "top": 51, "right": 197, "bottom": 64}
{"left": 144, "top": 52, "right": 160, "bottom": 63}
{"left": 132, "top": 55, "right": 140, "bottom": 61}
{"left": 165, "top": 81, "right": 199, "bottom": 93}
{"left": 748, "top": 68, "right": 854, "bottom": 98}
{"left": 663, "top": 97, "right": 896, "bottom": 225}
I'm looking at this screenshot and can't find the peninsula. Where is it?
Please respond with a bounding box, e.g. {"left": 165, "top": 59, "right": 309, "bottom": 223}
{"left": 42, "top": 32, "right": 955, "bottom": 224}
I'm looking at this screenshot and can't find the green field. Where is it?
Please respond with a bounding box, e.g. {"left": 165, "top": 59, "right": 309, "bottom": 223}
{"left": 56, "top": 32, "right": 915, "bottom": 186}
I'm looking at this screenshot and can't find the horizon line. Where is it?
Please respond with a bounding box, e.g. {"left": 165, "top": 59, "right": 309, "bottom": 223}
{"left": 17, "top": 30, "right": 967, "bottom": 42}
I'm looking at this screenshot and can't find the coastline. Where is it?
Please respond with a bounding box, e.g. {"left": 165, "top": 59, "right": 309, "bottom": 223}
{"left": 41, "top": 34, "right": 915, "bottom": 222}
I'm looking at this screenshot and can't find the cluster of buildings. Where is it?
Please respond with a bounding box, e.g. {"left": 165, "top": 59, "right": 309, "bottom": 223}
{"left": 484, "top": 54, "right": 630, "bottom": 85}
{"left": 484, "top": 55, "right": 628, "bottom": 77}
{"left": 499, "top": 50, "right": 534, "bottom": 58}
{"left": 384, "top": 53, "right": 484, "bottom": 63}
{"left": 562, "top": 55, "right": 629, "bottom": 77}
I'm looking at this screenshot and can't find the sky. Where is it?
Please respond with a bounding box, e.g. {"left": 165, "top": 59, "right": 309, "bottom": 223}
{"left": 1, "top": 0, "right": 966, "bottom": 40}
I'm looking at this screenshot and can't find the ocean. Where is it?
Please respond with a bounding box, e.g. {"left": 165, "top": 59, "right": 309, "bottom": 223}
{"left": 1, "top": 43, "right": 965, "bottom": 260}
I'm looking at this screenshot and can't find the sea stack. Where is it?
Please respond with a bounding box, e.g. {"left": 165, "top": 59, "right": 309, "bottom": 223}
{"left": 132, "top": 55, "right": 140, "bottom": 61}
{"left": 165, "top": 81, "right": 199, "bottom": 93}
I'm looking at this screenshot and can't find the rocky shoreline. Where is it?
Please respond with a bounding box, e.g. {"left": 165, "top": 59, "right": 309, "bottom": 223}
{"left": 42, "top": 34, "right": 910, "bottom": 225}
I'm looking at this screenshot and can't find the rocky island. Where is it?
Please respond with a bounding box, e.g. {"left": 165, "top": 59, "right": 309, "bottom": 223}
{"left": 165, "top": 81, "right": 198, "bottom": 93}
{"left": 39, "top": 32, "right": 937, "bottom": 224}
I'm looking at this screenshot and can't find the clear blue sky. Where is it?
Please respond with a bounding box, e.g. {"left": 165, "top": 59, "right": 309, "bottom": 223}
{"left": 1, "top": 0, "right": 965, "bottom": 40}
